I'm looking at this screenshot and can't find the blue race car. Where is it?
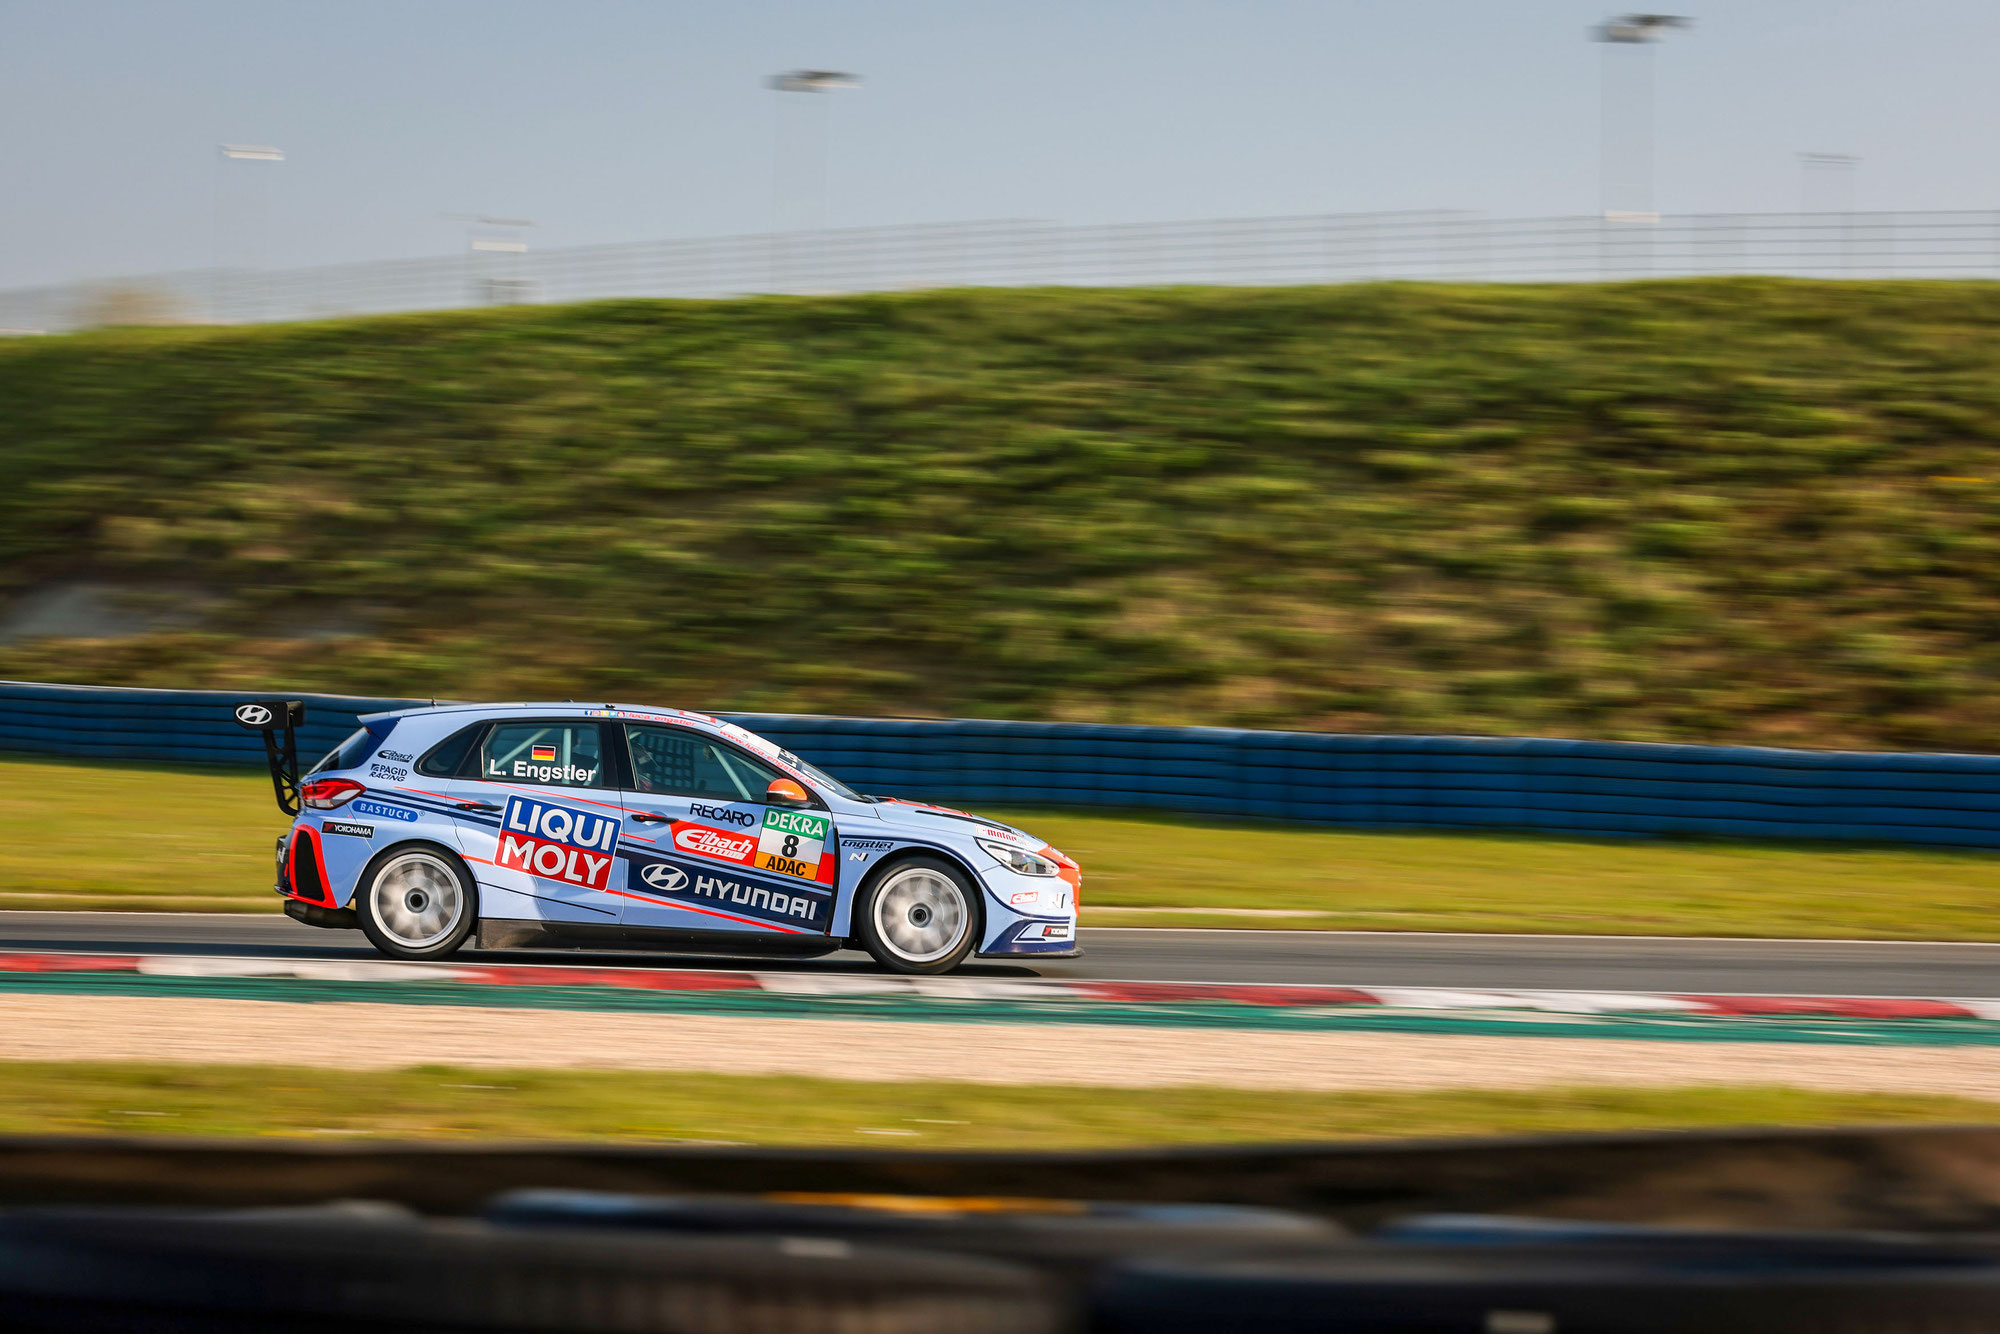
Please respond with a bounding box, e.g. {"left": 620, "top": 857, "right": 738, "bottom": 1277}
{"left": 239, "top": 700, "right": 1080, "bottom": 974}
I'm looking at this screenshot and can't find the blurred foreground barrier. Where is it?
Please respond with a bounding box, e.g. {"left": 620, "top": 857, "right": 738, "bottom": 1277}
{"left": 3, "top": 1124, "right": 2000, "bottom": 1231}
{"left": 6, "top": 679, "right": 2000, "bottom": 848}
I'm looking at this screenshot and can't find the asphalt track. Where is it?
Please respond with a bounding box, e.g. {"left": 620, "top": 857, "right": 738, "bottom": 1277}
{"left": 2, "top": 912, "right": 1997, "bottom": 996}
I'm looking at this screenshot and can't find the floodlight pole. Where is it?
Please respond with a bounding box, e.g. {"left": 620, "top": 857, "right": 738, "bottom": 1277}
{"left": 1592, "top": 16, "right": 1690, "bottom": 223}
{"left": 768, "top": 70, "right": 860, "bottom": 292}
{"left": 1799, "top": 152, "right": 1860, "bottom": 274}
{"left": 212, "top": 144, "right": 285, "bottom": 323}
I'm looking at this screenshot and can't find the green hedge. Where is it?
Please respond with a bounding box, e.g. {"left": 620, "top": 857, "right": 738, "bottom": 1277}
{"left": 7, "top": 280, "right": 2000, "bottom": 750}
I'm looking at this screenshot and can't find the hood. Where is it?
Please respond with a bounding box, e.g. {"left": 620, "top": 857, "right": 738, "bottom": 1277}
{"left": 869, "top": 797, "right": 1034, "bottom": 845}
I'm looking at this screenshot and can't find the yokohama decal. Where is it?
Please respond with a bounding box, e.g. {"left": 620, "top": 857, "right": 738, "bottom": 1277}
{"left": 497, "top": 795, "right": 623, "bottom": 892}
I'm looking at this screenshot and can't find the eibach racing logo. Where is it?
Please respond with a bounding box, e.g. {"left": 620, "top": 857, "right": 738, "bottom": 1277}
{"left": 669, "top": 822, "right": 756, "bottom": 866}
{"left": 497, "top": 795, "right": 623, "bottom": 891}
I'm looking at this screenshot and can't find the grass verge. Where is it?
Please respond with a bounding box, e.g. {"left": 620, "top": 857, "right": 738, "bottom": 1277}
{"left": 16, "top": 282, "right": 2000, "bottom": 752}
{"left": 6, "top": 754, "right": 2000, "bottom": 938}
{"left": 8, "top": 1062, "right": 2000, "bottom": 1146}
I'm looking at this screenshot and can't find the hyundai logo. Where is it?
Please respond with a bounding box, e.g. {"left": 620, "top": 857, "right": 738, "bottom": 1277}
{"left": 640, "top": 864, "right": 688, "bottom": 892}
{"left": 234, "top": 703, "right": 273, "bottom": 727}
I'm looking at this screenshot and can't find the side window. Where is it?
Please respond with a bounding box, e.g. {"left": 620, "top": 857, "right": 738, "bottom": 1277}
{"left": 479, "top": 723, "right": 608, "bottom": 789}
{"left": 417, "top": 723, "right": 485, "bottom": 778}
{"left": 308, "top": 727, "right": 377, "bottom": 776}
{"left": 626, "top": 726, "right": 781, "bottom": 801}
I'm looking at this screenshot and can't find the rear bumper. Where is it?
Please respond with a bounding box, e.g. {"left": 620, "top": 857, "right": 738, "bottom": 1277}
{"left": 283, "top": 899, "right": 358, "bottom": 930}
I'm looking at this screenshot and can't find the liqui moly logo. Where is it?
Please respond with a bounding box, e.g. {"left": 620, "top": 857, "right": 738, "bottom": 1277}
{"left": 670, "top": 822, "right": 756, "bottom": 865}
{"left": 497, "top": 795, "right": 623, "bottom": 892}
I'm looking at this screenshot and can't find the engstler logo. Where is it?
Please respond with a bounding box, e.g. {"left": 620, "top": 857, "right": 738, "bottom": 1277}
{"left": 234, "top": 703, "right": 273, "bottom": 727}
{"left": 640, "top": 863, "right": 688, "bottom": 891}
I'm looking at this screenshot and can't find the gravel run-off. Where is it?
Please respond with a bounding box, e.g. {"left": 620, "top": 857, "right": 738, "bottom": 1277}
{"left": 6, "top": 994, "right": 2000, "bottom": 1096}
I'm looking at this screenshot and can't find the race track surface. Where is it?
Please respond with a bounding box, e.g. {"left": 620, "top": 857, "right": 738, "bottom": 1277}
{"left": 2, "top": 912, "right": 1996, "bottom": 996}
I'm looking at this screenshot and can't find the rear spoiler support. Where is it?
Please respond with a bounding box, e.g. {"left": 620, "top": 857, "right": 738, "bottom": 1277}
{"left": 231, "top": 700, "right": 307, "bottom": 816}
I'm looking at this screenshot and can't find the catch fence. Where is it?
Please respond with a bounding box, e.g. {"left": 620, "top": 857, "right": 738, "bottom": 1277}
{"left": 6, "top": 208, "right": 1999, "bottom": 333}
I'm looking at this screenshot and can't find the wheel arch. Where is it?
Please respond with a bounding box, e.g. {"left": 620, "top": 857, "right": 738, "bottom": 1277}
{"left": 347, "top": 837, "right": 478, "bottom": 913}
{"left": 847, "top": 844, "right": 988, "bottom": 948}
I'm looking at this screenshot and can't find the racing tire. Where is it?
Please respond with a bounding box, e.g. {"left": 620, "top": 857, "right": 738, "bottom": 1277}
{"left": 356, "top": 843, "right": 478, "bottom": 961}
{"left": 857, "top": 855, "right": 982, "bottom": 975}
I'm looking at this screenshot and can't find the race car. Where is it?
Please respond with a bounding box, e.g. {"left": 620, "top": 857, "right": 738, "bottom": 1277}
{"left": 237, "top": 699, "right": 1080, "bottom": 974}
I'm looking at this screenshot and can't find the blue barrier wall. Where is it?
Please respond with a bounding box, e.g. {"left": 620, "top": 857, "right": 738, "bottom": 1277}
{"left": 4, "top": 680, "right": 1998, "bottom": 849}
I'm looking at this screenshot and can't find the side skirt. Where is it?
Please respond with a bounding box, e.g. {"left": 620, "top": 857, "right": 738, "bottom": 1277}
{"left": 475, "top": 918, "right": 841, "bottom": 958}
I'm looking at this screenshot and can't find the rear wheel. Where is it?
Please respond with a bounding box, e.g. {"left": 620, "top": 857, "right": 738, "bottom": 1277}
{"left": 858, "top": 856, "right": 981, "bottom": 975}
{"left": 356, "top": 845, "right": 477, "bottom": 960}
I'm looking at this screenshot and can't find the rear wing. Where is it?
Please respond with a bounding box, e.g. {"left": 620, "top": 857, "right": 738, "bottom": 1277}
{"left": 231, "top": 699, "right": 306, "bottom": 816}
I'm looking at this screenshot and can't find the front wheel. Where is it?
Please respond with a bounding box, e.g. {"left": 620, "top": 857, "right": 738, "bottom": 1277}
{"left": 356, "top": 845, "right": 477, "bottom": 960}
{"left": 857, "top": 856, "right": 981, "bottom": 975}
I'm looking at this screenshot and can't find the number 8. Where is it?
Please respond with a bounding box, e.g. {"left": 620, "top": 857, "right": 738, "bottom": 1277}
{"left": 782, "top": 835, "right": 799, "bottom": 858}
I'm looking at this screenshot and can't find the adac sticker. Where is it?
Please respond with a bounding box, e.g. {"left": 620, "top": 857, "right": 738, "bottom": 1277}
{"left": 756, "top": 808, "right": 835, "bottom": 884}
{"left": 496, "top": 795, "right": 623, "bottom": 892}
{"left": 624, "top": 851, "right": 832, "bottom": 931}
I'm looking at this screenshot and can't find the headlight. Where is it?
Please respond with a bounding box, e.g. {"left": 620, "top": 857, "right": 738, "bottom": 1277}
{"left": 977, "top": 837, "right": 1058, "bottom": 877}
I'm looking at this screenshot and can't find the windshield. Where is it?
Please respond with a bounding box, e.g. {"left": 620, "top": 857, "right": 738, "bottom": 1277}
{"left": 780, "top": 749, "right": 867, "bottom": 802}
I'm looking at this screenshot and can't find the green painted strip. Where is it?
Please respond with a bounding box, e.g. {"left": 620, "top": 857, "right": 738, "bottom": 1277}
{"left": 6, "top": 971, "right": 2000, "bottom": 1047}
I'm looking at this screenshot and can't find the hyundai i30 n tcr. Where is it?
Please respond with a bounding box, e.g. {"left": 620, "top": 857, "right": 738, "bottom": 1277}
{"left": 252, "top": 701, "right": 1081, "bottom": 974}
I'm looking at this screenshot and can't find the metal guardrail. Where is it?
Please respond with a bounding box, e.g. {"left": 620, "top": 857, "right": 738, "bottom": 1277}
{"left": 5, "top": 680, "right": 2000, "bottom": 849}
{"left": 7, "top": 208, "right": 2000, "bottom": 333}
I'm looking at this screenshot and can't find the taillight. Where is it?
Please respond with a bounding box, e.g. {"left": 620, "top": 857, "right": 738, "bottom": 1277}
{"left": 300, "top": 778, "right": 365, "bottom": 810}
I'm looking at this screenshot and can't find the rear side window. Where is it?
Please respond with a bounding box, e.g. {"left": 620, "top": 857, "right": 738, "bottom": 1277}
{"left": 480, "top": 722, "right": 608, "bottom": 789}
{"left": 417, "top": 723, "right": 485, "bottom": 778}
{"left": 308, "top": 723, "right": 390, "bottom": 775}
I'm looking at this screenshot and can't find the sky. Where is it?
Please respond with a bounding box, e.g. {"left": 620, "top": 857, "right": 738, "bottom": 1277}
{"left": 2, "top": 0, "right": 1996, "bottom": 289}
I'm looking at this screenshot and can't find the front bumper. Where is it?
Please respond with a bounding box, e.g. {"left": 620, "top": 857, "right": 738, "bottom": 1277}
{"left": 978, "top": 916, "right": 1082, "bottom": 956}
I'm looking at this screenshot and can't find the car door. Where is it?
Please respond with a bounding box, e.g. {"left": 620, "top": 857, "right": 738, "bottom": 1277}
{"left": 615, "top": 723, "right": 838, "bottom": 938}
{"left": 445, "top": 719, "right": 627, "bottom": 926}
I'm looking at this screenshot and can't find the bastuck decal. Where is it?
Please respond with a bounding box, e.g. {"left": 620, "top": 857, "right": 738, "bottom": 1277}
{"left": 496, "top": 794, "right": 623, "bottom": 893}
{"left": 624, "top": 850, "right": 832, "bottom": 931}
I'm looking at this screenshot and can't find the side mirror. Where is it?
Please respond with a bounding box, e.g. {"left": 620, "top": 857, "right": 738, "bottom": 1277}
{"left": 765, "top": 778, "right": 811, "bottom": 808}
